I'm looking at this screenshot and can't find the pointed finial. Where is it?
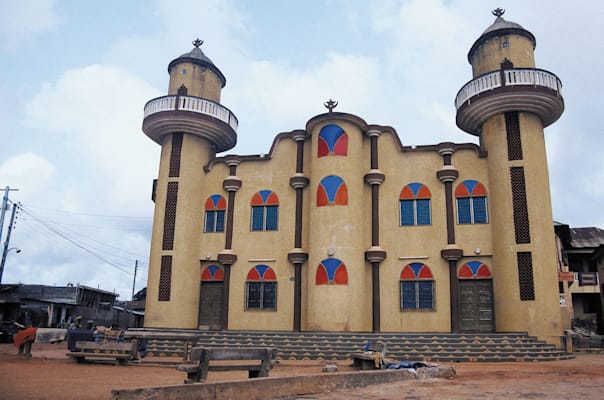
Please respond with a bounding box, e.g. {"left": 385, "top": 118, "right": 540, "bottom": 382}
{"left": 193, "top": 38, "right": 204, "bottom": 48}
{"left": 492, "top": 8, "right": 505, "bottom": 18}
{"left": 324, "top": 98, "right": 338, "bottom": 113}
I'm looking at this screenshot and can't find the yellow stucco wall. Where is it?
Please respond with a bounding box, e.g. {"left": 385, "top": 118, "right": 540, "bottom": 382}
{"left": 143, "top": 20, "right": 565, "bottom": 347}
{"left": 471, "top": 34, "right": 535, "bottom": 76}
{"left": 168, "top": 62, "right": 222, "bottom": 102}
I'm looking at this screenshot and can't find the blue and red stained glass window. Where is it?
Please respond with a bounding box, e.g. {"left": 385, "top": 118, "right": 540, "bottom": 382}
{"left": 204, "top": 194, "right": 226, "bottom": 232}
{"left": 317, "top": 176, "right": 348, "bottom": 207}
{"left": 318, "top": 124, "right": 348, "bottom": 157}
{"left": 316, "top": 258, "right": 348, "bottom": 285}
{"left": 458, "top": 261, "right": 492, "bottom": 279}
{"left": 455, "top": 180, "right": 488, "bottom": 224}
{"left": 201, "top": 264, "right": 224, "bottom": 281}
{"left": 251, "top": 190, "right": 279, "bottom": 231}
{"left": 246, "top": 265, "right": 277, "bottom": 310}
{"left": 400, "top": 262, "right": 434, "bottom": 310}
{"left": 399, "top": 183, "right": 431, "bottom": 226}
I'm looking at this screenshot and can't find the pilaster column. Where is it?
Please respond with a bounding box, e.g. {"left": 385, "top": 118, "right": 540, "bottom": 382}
{"left": 218, "top": 156, "right": 241, "bottom": 330}
{"left": 364, "top": 129, "right": 386, "bottom": 332}
{"left": 437, "top": 143, "right": 462, "bottom": 332}
{"left": 289, "top": 131, "right": 309, "bottom": 332}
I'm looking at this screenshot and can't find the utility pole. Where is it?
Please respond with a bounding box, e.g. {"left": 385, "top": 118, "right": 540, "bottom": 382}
{"left": 131, "top": 260, "right": 138, "bottom": 300}
{"left": 0, "top": 186, "right": 19, "bottom": 245}
{"left": 0, "top": 203, "right": 18, "bottom": 284}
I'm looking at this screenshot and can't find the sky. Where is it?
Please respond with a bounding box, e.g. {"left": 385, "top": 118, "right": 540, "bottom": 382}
{"left": 0, "top": 0, "right": 602, "bottom": 300}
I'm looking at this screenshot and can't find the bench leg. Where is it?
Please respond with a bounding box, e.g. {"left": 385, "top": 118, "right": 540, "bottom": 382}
{"left": 250, "top": 368, "right": 269, "bottom": 378}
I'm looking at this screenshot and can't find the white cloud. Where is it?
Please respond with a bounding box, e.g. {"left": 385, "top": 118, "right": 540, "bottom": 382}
{"left": 0, "top": 0, "right": 61, "bottom": 50}
{"left": 24, "top": 64, "right": 160, "bottom": 214}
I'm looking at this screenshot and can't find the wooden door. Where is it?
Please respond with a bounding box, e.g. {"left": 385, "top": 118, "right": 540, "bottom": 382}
{"left": 198, "top": 282, "right": 223, "bottom": 330}
{"left": 459, "top": 280, "right": 494, "bottom": 332}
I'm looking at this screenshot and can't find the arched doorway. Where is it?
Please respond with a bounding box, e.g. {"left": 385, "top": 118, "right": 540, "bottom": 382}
{"left": 458, "top": 261, "right": 494, "bottom": 332}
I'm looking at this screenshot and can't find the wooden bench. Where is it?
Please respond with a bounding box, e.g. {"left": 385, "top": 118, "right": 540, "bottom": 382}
{"left": 351, "top": 341, "right": 386, "bottom": 370}
{"left": 176, "top": 347, "right": 275, "bottom": 383}
{"left": 66, "top": 340, "right": 138, "bottom": 365}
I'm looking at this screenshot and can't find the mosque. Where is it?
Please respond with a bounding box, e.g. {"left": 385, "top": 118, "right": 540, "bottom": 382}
{"left": 141, "top": 9, "right": 565, "bottom": 346}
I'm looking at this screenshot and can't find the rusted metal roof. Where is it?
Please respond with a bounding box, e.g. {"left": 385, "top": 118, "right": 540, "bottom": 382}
{"left": 570, "top": 227, "right": 604, "bottom": 248}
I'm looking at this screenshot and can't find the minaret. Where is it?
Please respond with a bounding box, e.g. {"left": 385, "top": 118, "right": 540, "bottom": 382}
{"left": 455, "top": 9, "right": 564, "bottom": 345}
{"left": 142, "top": 40, "right": 238, "bottom": 328}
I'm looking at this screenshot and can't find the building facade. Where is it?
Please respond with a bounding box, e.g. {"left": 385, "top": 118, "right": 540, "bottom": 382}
{"left": 555, "top": 224, "right": 604, "bottom": 334}
{"left": 142, "top": 11, "right": 566, "bottom": 346}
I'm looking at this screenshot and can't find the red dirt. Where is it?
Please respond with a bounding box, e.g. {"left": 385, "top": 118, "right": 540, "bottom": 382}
{"left": 0, "top": 342, "right": 603, "bottom": 399}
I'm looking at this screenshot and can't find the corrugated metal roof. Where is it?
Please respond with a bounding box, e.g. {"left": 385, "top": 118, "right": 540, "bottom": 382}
{"left": 570, "top": 227, "right": 604, "bottom": 248}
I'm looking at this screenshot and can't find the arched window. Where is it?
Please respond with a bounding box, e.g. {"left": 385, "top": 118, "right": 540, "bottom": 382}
{"left": 400, "top": 183, "right": 431, "bottom": 225}
{"left": 251, "top": 190, "right": 279, "bottom": 231}
{"left": 204, "top": 194, "right": 226, "bottom": 233}
{"left": 317, "top": 176, "right": 348, "bottom": 206}
{"left": 455, "top": 180, "right": 488, "bottom": 224}
{"left": 316, "top": 258, "right": 348, "bottom": 285}
{"left": 245, "top": 265, "right": 277, "bottom": 310}
{"left": 201, "top": 265, "right": 224, "bottom": 281}
{"left": 400, "top": 262, "right": 434, "bottom": 310}
{"left": 318, "top": 124, "right": 348, "bottom": 157}
{"left": 458, "top": 261, "right": 492, "bottom": 279}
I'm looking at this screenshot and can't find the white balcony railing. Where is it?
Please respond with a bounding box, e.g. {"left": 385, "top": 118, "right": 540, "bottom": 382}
{"left": 455, "top": 68, "right": 563, "bottom": 109}
{"left": 144, "top": 95, "right": 238, "bottom": 132}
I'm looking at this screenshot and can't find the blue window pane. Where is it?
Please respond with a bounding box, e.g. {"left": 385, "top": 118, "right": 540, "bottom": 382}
{"left": 457, "top": 198, "right": 471, "bottom": 224}
{"left": 473, "top": 197, "right": 488, "bottom": 223}
{"left": 401, "top": 281, "right": 417, "bottom": 309}
{"left": 247, "top": 282, "right": 262, "bottom": 308}
{"left": 205, "top": 211, "right": 215, "bottom": 232}
{"left": 262, "top": 282, "right": 277, "bottom": 309}
{"left": 416, "top": 199, "right": 431, "bottom": 225}
{"left": 215, "top": 210, "right": 225, "bottom": 232}
{"left": 251, "top": 206, "right": 264, "bottom": 231}
{"left": 266, "top": 205, "right": 278, "bottom": 230}
{"left": 417, "top": 281, "right": 434, "bottom": 309}
{"left": 400, "top": 200, "right": 414, "bottom": 226}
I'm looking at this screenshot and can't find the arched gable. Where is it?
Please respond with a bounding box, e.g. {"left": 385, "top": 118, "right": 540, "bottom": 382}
{"left": 201, "top": 264, "right": 224, "bottom": 281}
{"left": 251, "top": 190, "right": 279, "bottom": 205}
{"left": 318, "top": 124, "right": 348, "bottom": 157}
{"left": 400, "top": 262, "right": 434, "bottom": 280}
{"left": 458, "top": 261, "right": 492, "bottom": 279}
{"left": 455, "top": 180, "right": 487, "bottom": 197}
{"left": 317, "top": 175, "right": 348, "bottom": 206}
{"left": 316, "top": 258, "right": 348, "bottom": 285}
{"left": 399, "top": 183, "right": 431, "bottom": 199}
{"left": 246, "top": 265, "right": 277, "bottom": 281}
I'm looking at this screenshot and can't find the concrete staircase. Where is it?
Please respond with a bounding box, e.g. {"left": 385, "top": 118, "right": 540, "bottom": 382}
{"left": 128, "top": 330, "right": 573, "bottom": 362}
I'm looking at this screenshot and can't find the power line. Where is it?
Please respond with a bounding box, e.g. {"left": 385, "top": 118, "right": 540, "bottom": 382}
{"left": 18, "top": 205, "right": 139, "bottom": 277}
{"left": 21, "top": 203, "right": 152, "bottom": 219}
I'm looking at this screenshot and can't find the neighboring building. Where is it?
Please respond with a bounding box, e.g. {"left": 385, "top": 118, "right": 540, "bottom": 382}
{"left": 142, "top": 10, "right": 566, "bottom": 346}
{"left": 114, "top": 288, "right": 146, "bottom": 329}
{"left": 0, "top": 284, "right": 118, "bottom": 328}
{"left": 555, "top": 224, "right": 604, "bottom": 333}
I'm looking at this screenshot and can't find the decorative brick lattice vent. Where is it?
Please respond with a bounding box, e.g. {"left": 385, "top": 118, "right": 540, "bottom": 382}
{"left": 517, "top": 252, "right": 535, "bottom": 301}
{"left": 505, "top": 112, "right": 523, "bottom": 161}
{"left": 510, "top": 167, "right": 530, "bottom": 244}
{"left": 159, "top": 255, "right": 172, "bottom": 301}
{"left": 162, "top": 182, "right": 178, "bottom": 250}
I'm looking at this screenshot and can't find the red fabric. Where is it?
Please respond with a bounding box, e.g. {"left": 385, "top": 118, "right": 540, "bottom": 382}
{"left": 13, "top": 327, "right": 37, "bottom": 348}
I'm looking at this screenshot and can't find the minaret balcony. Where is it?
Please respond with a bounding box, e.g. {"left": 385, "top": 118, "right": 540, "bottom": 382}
{"left": 143, "top": 95, "right": 238, "bottom": 152}
{"left": 455, "top": 68, "right": 564, "bottom": 135}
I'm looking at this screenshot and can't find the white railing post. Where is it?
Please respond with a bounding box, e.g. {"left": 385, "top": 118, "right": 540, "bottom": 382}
{"left": 144, "top": 95, "right": 238, "bottom": 132}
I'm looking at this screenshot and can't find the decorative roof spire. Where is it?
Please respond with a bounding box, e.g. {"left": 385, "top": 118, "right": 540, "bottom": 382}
{"left": 193, "top": 38, "right": 204, "bottom": 48}
{"left": 492, "top": 8, "right": 505, "bottom": 18}
{"left": 324, "top": 98, "right": 338, "bottom": 113}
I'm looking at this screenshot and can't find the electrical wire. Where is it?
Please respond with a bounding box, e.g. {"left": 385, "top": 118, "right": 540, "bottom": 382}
{"left": 17, "top": 204, "right": 147, "bottom": 278}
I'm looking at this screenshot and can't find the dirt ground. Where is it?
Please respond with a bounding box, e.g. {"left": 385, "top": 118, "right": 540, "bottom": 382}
{"left": 0, "top": 342, "right": 603, "bottom": 400}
